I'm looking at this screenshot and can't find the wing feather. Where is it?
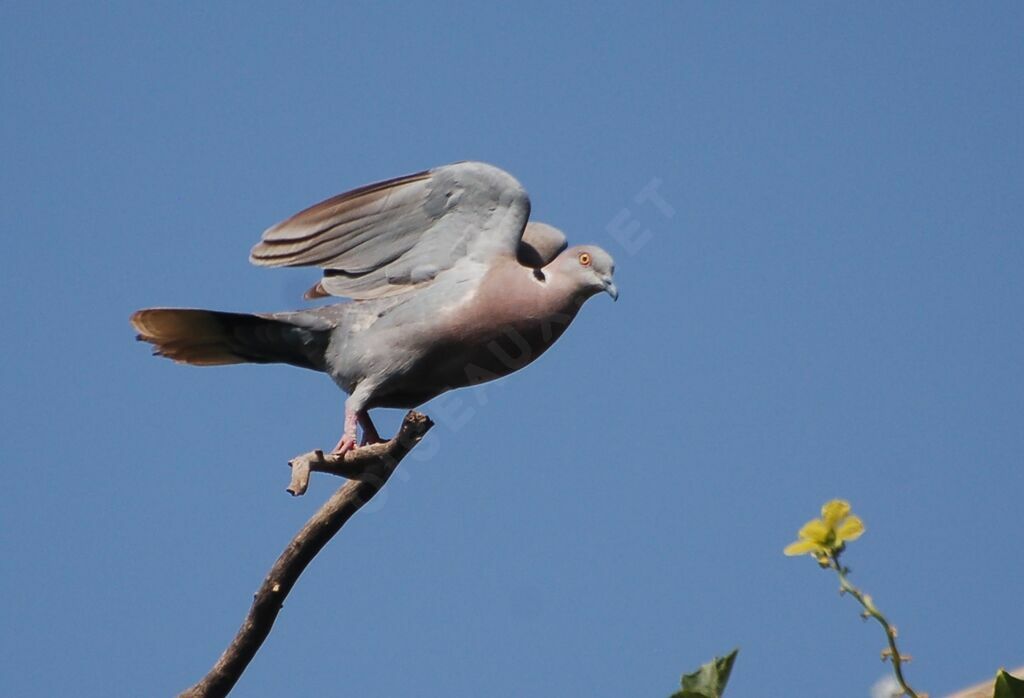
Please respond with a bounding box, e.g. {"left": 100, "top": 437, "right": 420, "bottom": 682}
{"left": 250, "top": 162, "right": 531, "bottom": 300}
{"left": 517, "top": 222, "right": 568, "bottom": 267}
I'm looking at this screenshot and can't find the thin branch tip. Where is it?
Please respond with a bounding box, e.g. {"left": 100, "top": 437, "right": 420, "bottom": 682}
{"left": 180, "top": 410, "right": 433, "bottom": 698}
{"left": 286, "top": 410, "right": 432, "bottom": 496}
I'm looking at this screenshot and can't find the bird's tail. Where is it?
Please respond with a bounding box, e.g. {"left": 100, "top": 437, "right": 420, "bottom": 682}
{"left": 130, "top": 308, "right": 330, "bottom": 371}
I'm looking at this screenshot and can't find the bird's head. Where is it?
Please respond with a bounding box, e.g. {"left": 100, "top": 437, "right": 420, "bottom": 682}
{"left": 552, "top": 245, "right": 618, "bottom": 301}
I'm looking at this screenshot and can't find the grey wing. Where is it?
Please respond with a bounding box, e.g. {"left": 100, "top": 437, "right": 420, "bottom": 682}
{"left": 250, "top": 161, "right": 531, "bottom": 300}
{"left": 517, "top": 222, "right": 568, "bottom": 268}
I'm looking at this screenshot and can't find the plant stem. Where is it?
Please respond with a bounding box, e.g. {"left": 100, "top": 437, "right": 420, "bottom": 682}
{"left": 828, "top": 554, "right": 923, "bottom": 698}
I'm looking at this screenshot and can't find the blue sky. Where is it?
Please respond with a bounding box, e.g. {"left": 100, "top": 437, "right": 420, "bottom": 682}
{"left": 2, "top": 3, "right": 1021, "bottom": 696}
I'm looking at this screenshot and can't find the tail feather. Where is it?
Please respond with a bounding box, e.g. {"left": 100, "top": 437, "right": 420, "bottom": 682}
{"left": 130, "top": 308, "right": 330, "bottom": 371}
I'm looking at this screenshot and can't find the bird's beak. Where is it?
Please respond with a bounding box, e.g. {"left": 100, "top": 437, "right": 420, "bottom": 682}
{"left": 602, "top": 278, "right": 619, "bottom": 301}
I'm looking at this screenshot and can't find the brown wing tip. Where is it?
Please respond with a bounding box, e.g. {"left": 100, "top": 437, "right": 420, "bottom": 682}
{"left": 248, "top": 243, "right": 283, "bottom": 266}
{"left": 303, "top": 281, "right": 330, "bottom": 300}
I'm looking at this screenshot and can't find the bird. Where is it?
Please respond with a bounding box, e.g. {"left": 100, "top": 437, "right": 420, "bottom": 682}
{"left": 131, "top": 161, "right": 618, "bottom": 455}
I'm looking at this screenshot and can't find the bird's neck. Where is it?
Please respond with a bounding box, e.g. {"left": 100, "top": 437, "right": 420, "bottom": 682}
{"left": 467, "top": 259, "right": 583, "bottom": 327}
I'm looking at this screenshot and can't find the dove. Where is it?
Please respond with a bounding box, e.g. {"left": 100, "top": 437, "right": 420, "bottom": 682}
{"left": 131, "top": 161, "right": 617, "bottom": 455}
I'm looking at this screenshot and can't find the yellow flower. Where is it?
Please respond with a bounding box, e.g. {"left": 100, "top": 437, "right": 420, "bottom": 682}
{"left": 784, "top": 499, "right": 865, "bottom": 560}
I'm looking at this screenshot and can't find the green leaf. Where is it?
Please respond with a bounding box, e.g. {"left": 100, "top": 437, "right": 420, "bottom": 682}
{"left": 994, "top": 669, "right": 1024, "bottom": 698}
{"left": 670, "top": 648, "right": 739, "bottom": 698}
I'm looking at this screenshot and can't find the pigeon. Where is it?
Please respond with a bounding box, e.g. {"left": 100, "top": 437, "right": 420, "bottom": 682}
{"left": 131, "top": 161, "right": 617, "bottom": 455}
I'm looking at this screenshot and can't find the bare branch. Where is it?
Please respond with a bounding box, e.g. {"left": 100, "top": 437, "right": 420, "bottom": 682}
{"left": 286, "top": 426, "right": 424, "bottom": 496}
{"left": 178, "top": 411, "right": 434, "bottom": 698}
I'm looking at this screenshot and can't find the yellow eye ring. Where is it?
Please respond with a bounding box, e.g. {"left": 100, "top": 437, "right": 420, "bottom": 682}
{"left": 578, "top": 252, "right": 592, "bottom": 266}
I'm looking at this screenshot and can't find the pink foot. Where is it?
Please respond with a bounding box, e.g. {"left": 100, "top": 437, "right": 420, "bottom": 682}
{"left": 330, "top": 435, "right": 356, "bottom": 456}
{"left": 330, "top": 409, "right": 360, "bottom": 455}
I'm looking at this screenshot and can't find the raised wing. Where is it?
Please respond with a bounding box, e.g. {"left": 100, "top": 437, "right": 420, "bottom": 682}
{"left": 250, "top": 161, "right": 531, "bottom": 300}
{"left": 517, "top": 222, "right": 568, "bottom": 268}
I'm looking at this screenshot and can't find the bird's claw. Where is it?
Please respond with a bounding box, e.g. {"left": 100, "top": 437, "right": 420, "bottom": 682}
{"left": 330, "top": 435, "right": 357, "bottom": 457}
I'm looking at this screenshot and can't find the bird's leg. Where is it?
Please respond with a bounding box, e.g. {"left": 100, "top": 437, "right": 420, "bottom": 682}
{"left": 330, "top": 409, "right": 359, "bottom": 456}
{"left": 358, "top": 411, "right": 383, "bottom": 446}
{"left": 332, "top": 387, "right": 379, "bottom": 455}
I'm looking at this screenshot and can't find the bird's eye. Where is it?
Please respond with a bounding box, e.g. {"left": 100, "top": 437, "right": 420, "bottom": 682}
{"left": 578, "top": 252, "right": 592, "bottom": 266}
